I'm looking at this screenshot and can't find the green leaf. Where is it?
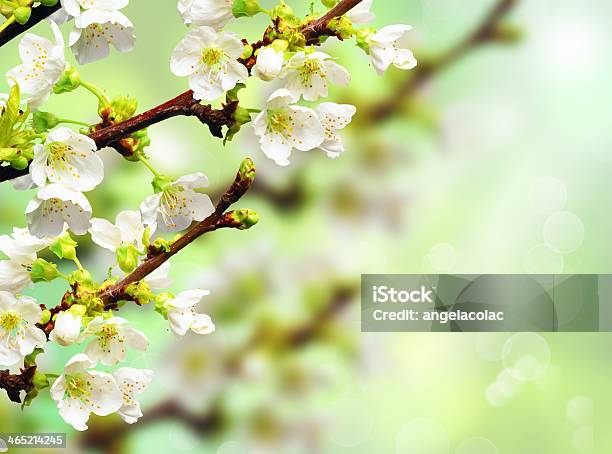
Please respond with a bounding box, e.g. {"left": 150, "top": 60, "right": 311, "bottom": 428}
{"left": 0, "top": 83, "right": 20, "bottom": 148}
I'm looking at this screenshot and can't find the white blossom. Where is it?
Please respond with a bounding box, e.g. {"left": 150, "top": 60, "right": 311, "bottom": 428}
{"left": 282, "top": 51, "right": 350, "bottom": 101}
{"left": 80, "top": 316, "right": 148, "bottom": 366}
{"left": 366, "top": 24, "right": 417, "bottom": 75}
{"left": 50, "top": 353, "right": 123, "bottom": 431}
{"left": 140, "top": 173, "right": 214, "bottom": 233}
{"left": 61, "top": 0, "right": 130, "bottom": 18}
{"left": 26, "top": 184, "right": 93, "bottom": 238}
{"left": 0, "top": 228, "right": 56, "bottom": 294}
{"left": 171, "top": 26, "right": 248, "bottom": 101}
{"left": 89, "top": 210, "right": 147, "bottom": 253}
{"left": 347, "top": 0, "right": 375, "bottom": 24}
{"left": 70, "top": 10, "right": 135, "bottom": 65}
{"left": 6, "top": 21, "right": 66, "bottom": 110}
{"left": 0, "top": 292, "right": 46, "bottom": 367}
{"left": 178, "top": 0, "right": 234, "bottom": 29}
{"left": 113, "top": 367, "right": 154, "bottom": 424}
{"left": 315, "top": 102, "right": 357, "bottom": 159}
{"left": 252, "top": 46, "right": 284, "bottom": 81}
{"left": 145, "top": 261, "right": 173, "bottom": 290}
{"left": 253, "top": 89, "right": 325, "bottom": 166}
{"left": 31, "top": 127, "right": 105, "bottom": 192}
{"left": 163, "top": 289, "right": 215, "bottom": 337}
{"left": 49, "top": 311, "right": 82, "bottom": 346}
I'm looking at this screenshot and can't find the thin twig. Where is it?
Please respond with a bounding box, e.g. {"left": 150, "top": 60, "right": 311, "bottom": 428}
{"left": 368, "top": 0, "right": 517, "bottom": 121}
{"left": 0, "top": 4, "right": 61, "bottom": 48}
{"left": 0, "top": 91, "right": 237, "bottom": 182}
{"left": 302, "top": 0, "right": 364, "bottom": 42}
{"left": 99, "top": 158, "right": 256, "bottom": 308}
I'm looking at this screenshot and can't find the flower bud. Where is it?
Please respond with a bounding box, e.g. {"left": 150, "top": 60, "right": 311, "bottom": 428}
{"left": 271, "top": 1, "right": 293, "bottom": 19}
{"left": 116, "top": 244, "right": 140, "bottom": 274}
{"left": 109, "top": 95, "right": 138, "bottom": 123}
{"left": 53, "top": 67, "right": 81, "bottom": 95}
{"left": 14, "top": 7, "right": 31, "bottom": 25}
{"left": 224, "top": 209, "right": 259, "bottom": 230}
{"left": 232, "top": 0, "right": 261, "bottom": 18}
{"left": 30, "top": 258, "right": 60, "bottom": 283}
{"left": 49, "top": 232, "right": 78, "bottom": 261}
{"left": 12, "top": 156, "right": 29, "bottom": 170}
{"left": 49, "top": 311, "right": 81, "bottom": 346}
{"left": 238, "top": 157, "right": 256, "bottom": 185}
{"left": 69, "top": 268, "right": 94, "bottom": 287}
{"left": 40, "top": 0, "right": 60, "bottom": 6}
{"left": 39, "top": 309, "right": 51, "bottom": 325}
{"left": 321, "top": 0, "right": 337, "bottom": 7}
{"left": 33, "top": 111, "right": 61, "bottom": 133}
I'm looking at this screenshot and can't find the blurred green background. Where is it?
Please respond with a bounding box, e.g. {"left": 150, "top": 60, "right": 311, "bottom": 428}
{"left": 0, "top": 0, "right": 609, "bottom": 452}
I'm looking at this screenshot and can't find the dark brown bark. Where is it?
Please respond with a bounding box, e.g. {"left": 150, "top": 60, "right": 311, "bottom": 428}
{"left": 0, "top": 4, "right": 61, "bottom": 48}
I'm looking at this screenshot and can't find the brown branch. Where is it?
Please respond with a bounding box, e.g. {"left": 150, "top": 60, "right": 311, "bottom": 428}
{"left": 0, "top": 4, "right": 61, "bottom": 48}
{"left": 368, "top": 0, "right": 518, "bottom": 121}
{"left": 99, "top": 158, "right": 256, "bottom": 308}
{"left": 0, "top": 366, "right": 36, "bottom": 404}
{"left": 302, "top": 0, "right": 365, "bottom": 42}
{"left": 0, "top": 90, "right": 236, "bottom": 183}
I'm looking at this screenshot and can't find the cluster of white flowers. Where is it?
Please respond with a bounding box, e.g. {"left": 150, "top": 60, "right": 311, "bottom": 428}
{"left": 0, "top": 0, "right": 417, "bottom": 432}
{"left": 0, "top": 220, "right": 215, "bottom": 429}
{"left": 50, "top": 353, "right": 153, "bottom": 430}
{"left": 170, "top": 0, "right": 415, "bottom": 166}
{"left": 22, "top": 127, "right": 107, "bottom": 238}
{"left": 54, "top": 0, "right": 135, "bottom": 64}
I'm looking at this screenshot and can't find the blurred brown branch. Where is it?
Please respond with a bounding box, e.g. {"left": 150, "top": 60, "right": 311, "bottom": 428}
{"left": 368, "top": 0, "right": 519, "bottom": 122}
{"left": 79, "top": 283, "right": 357, "bottom": 453}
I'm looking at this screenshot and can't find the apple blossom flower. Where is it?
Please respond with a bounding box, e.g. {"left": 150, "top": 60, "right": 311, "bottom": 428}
{"left": 31, "top": 127, "right": 105, "bottom": 192}
{"left": 366, "top": 24, "right": 417, "bottom": 75}
{"left": 140, "top": 173, "right": 214, "bottom": 233}
{"left": 26, "top": 184, "right": 93, "bottom": 238}
{"left": 80, "top": 316, "right": 148, "bottom": 366}
{"left": 61, "top": 0, "right": 130, "bottom": 17}
{"left": 253, "top": 89, "right": 325, "bottom": 166}
{"left": 0, "top": 227, "right": 55, "bottom": 260}
{"left": 113, "top": 367, "right": 154, "bottom": 424}
{"left": 347, "top": 0, "right": 375, "bottom": 24}
{"left": 6, "top": 21, "right": 66, "bottom": 110}
{"left": 281, "top": 51, "right": 350, "bottom": 101}
{"left": 89, "top": 210, "right": 147, "bottom": 253}
{"left": 252, "top": 46, "right": 285, "bottom": 81}
{"left": 145, "top": 261, "right": 173, "bottom": 290}
{"left": 314, "top": 102, "right": 357, "bottom": 159}
{"left": 0, "top": 258, "right": 34, "bottom": 294}
{"left": 170, "top": 26, "right": 248, "bottom": 101}
{"left": 178, "top": 0, "right": 234, "bottom": 29}
{"left": 50, "top": 311, "right": 82, "bottom": 346}
{"left": 0, "top": 292, "right": 46, "bottom": 367}
{"left": 0, "top": 228, "right": 56, "bottom": 294}
{"left": 50, "top": 353, "right": 123, "bottom": 431}
{"left": 163, "top": 289, "right": 215, "bottom": 337}
{"left": 70, "top": 10, "right": 135, "bottom": 65}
